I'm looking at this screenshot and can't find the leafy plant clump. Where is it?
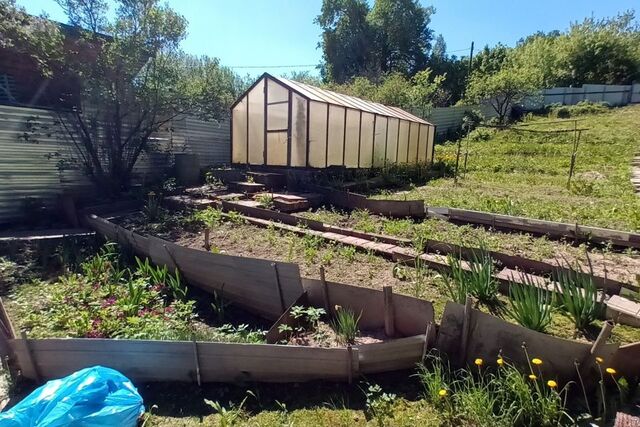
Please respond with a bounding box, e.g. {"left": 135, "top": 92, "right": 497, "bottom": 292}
{"left": 331, "top": 305, "right": 362, "bottom": 344}
{"left": 9, "top": 243, "right": 262, "bottom": 343}
{"left": 417, "top": 352, "right": 571, "bottom": 426}
{"left": 505, "top": 279, "right": 553, "bottom": 333}
{"left": 443, "top": 251, "right": 500, "bottom": 308}
{"left": 553, "top": 266, "right": 603, "bottom": 332}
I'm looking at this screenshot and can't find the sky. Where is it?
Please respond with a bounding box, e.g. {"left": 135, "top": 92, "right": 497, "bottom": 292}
{"left": 17, "top": 0, "right": 639, "bottom": 78}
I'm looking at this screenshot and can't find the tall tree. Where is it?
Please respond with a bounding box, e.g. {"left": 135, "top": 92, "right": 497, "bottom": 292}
{"left": 368, "top": 0, "right": 434, "bottom": 75}
{"left": 38, "top": 0, "right": 241, "bottom": 196}
{"left": 315, "top": 0, "right": 376, "bottom": 83}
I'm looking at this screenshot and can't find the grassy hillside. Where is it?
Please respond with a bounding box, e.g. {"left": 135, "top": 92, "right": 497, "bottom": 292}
{"left": 379, "top": 104, "right": 640, "bottom": 232}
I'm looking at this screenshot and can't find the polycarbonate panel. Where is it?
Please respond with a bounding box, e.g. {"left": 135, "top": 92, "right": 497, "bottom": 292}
{"left": 417, "top": 124, "right": 429, "bottom": 163}
{"left": 407, "top": 122, "right": 420, "bottom": 164}
{"left": 344, "top": 108, "right": 360, "bottom": 168}
{"left": 267, "top": 78, "right": 289, "bottom": 103}
{"left": 327, "top": 105, "right": 345, "bottom": 166}
{"left": 373, "top": 116, "right": 387, "bottom": 167}
{"left": 397, "top": 120, "right": 410, "bottom": 163}
{"left": 308, "top": 101, "right": 327, "bottom": 167}
{"left": 267, "top": 131, "right": 287, "bottom": 166}
{"left": 232, "top": 95, "right": 247, "bottom": 163}
{"left": 275, "top": 75, "right": 430, "bottom": 124}
{"left": 359, "top": 112, "right": 374, "bottom": 168}
{"left": 290, "top": 94, "right": 307, "bottom": 167}
{"left": 427, "top": 125, "right": 435, "bottom": 163}
{"left": 386, "top": 118, "right": 399, "bottom": 164}
{"left": 247, "top": 79, "right": 265, "bottom": 165}
{"left": 267, "top": 102, "right": 288, "bottom": 130}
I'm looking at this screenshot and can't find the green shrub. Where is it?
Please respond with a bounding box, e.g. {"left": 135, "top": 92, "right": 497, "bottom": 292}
{"left": 550, "top": 100, "right": 610, "bottom": 118}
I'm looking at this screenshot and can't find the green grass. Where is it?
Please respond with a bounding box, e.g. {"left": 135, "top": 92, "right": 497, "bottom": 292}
{"left": 374, "top": 105, "right": 640, "bottom": 232}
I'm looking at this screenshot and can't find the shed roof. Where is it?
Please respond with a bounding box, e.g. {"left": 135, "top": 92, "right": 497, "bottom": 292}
{"left": 265, "top": 74, "right": 431, "bottom": 125}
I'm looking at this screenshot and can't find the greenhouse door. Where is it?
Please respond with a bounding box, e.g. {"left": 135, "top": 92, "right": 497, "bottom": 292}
{"left": 265, "top": 78, "right": 290, "bottom": 166}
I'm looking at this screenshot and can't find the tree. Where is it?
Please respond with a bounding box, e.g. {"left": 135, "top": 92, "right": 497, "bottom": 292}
{"left": 0, "top": 0, "right": 63, "bottom": 76}
{"left": 41, "top": 0, "right": 240, "bottom": 196}
{"left": 466, "top": 58, "right": 541, "bottom": 124}
{"left": 368, "top": 0, "right": 434, "bottom": 75}
{"left": 315, "top": 0, "right": 376, "bottom": 83}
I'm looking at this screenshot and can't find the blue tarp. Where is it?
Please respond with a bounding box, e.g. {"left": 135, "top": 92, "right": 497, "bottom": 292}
{"left": 0, "top": 366, "right": 144, "bottom": 426}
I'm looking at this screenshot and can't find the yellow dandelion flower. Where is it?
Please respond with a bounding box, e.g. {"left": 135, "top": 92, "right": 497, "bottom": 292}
{"left": 528, "top": 374, "right": 537, "bottom": 381}
{"left": 547, "top": 380, "right": 557, "bottom": 388}
{"left": 532, "top": 358, "right": 543, "bottom": 366}
{"left": 438, "top": 389, "right": 448, "bottom": 398}
{"left": 497, "top": 358, "right": 504, "bottom": 367}
{"left": 474, "top": 358, "right": 483, "bottom": 366}
{"left": 595, "top": 357, "right": 604, "bottom": 364}
{"left": 606, "top": 367, "right": 617, "bottom": 375}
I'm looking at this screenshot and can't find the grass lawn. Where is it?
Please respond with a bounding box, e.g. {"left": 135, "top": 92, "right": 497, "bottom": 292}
{"left": 374, "top": 105, "right": 640, "bottom": 232}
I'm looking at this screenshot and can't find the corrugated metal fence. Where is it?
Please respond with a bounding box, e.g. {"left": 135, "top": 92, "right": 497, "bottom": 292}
{"left": 522, "top": 83, "right": 640, "bottom": 109}
{"left": 0, "top": 105, "right": 230, "bottom": 224}
{"left": 422, "top": 103, "right": 499, "bottom": 138}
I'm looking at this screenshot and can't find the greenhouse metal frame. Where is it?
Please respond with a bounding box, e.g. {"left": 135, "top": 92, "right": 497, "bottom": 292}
{"left": 231, "top": 73, "right": 435, "bottom": 169}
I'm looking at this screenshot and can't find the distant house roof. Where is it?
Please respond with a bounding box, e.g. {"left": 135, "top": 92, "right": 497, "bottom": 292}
{"left": 267, "top": 74, "right": 431, "bottom": 125}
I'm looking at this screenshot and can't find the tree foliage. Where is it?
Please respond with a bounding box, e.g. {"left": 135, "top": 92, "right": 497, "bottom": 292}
{"left": 0, "top": 0, "right": 63, "bottom": 76}
{"left": 316, "top": 0, "right": 434, "bottom": 83}
{"left": 9, "top": 0, "right": 241, "bottom": 196}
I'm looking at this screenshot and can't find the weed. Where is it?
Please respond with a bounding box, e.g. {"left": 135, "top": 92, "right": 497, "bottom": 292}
{"left": 338, "top": 245, "right": 357, "bottom": 263}
{"left": 204, "top": 391, "right": 253, "bottom": 427}
{"left": 362, "top": 382, "right": 396, "bottom": 427}
{"left": 256, "top": 193, "right": 274, "bottom": 209}
{"left": 331, "top": 305, "right": 361, "bottom": 344}
{"left": 143, "top": 191, "right": 163, "bottom": 222}
{"left": 290, "top": 305, "right": 326, "bottom": 332}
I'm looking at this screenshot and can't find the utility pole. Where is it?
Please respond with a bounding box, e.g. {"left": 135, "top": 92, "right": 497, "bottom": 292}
{"left": 462, "top": 41, "right": 474, "bottom": 100}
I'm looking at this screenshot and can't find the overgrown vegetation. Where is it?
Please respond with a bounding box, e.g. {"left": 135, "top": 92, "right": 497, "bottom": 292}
{"left": 5, "top": 242, "right": 264, "bottom": 343}
{"left": 374, "top": 105, "right": 640, "bottom": 231}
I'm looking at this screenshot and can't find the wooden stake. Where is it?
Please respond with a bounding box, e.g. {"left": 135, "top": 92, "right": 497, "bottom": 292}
{"left": 191, "top": 335, "right": 202, "bottom": 386}
{"left": 459, "top": 296, "right": 474, "bottom": 366}
{"left": 20, "top": 331, "right": 41, "bottom": 383}
{"left": 421, "top": 321, "right": 434, "bottom": 362}
{"left": 320, "top": 266, "right": 331, "bottom": 315}
{"left": 590, "top": 320, "right": 614, "bottom": 356}
{"left": 272, "top": 263, "right": 286, "bottom": 313}
{"left": 204, "top": 228, "right": 211, "bottom": 251}
{"left": 0, "top": 298, "right": 16, "bottom": 339}
{"left": 383, "top": 286, "right": 395, "bottom": 337}
{"left": 347, "top": 345, "right": 353, "bottom": 384}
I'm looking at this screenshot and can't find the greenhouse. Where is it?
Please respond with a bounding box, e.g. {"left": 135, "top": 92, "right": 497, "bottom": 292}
{"left": 231, "top": 73, "right": 435, "bottom": 169}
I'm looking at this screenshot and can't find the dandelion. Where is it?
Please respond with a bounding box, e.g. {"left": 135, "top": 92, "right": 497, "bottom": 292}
{"left": 532, "top": 358, "right": 543, "bottom": 366}
{"left": 497, "top": 358, "right": 504, "bottom": 367}
{"left": 474, "top": 358, "right": 483, "bottom": 367}
{"left": 438, "top": 389, "right": 448, "bottom": 398}
{"left": 529, "top": 374, "right": 537, "bottom": 381}
{"left": 595, "top": 357, "right": 604, "bottom": 364}
{"left": 606, "top": 367, "right": 617, "bottom": 375}
{"left": 547, "top": 380, "right": 557, "bottom": 388}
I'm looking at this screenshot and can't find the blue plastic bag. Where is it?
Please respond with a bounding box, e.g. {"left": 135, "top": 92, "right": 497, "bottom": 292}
{"left": 0, "top": 366, "right": 144, "bottom": 426}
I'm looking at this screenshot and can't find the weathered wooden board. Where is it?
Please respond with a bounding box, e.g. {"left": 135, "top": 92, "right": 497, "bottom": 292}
{"left": 322, "top": 189, "right": 426, "bottom": 218}
{"left": 150, "top": 237, "right": 303, "bottom": 320}
{"left": 612, "top": 342, "right": 640, "bottom": 379}
{"left": 301, "top": 278, "right": 434, "bottom": 337}
{"left": 447, "top": 208, "right": 640, "bottom": 249}
{"left": 87, "top": 214, "right": 304, "bottom": 320}
{"left": 358, "top": 335, "right": 424, "bottom": 373}
{"left": 9, "top": 338, "right": 355, "bottom": 383}
{"left": 265, "top": 293, "right": 309, "bottom": 344}
{"left": 436, "top": 302, "right": 619, "bottom": 382}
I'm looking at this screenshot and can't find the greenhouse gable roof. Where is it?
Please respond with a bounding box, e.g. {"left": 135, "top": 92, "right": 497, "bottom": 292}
{"left": 264, "top": 74, "right": 431, "bottom": 125}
